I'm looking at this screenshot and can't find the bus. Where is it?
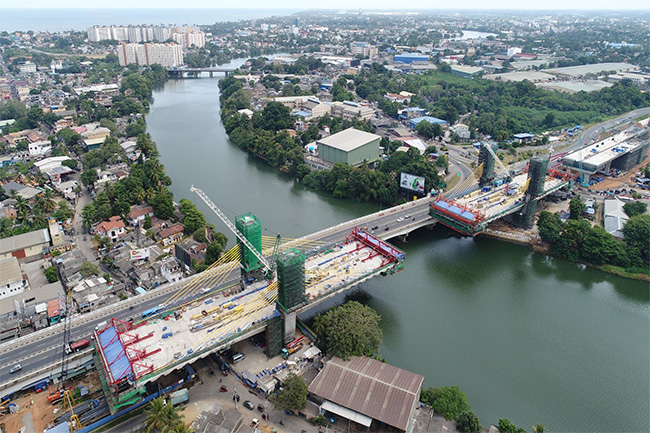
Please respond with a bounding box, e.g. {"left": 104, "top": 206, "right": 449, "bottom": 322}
{"left": 141, "top": 307, "right": 158, "bottom": 319}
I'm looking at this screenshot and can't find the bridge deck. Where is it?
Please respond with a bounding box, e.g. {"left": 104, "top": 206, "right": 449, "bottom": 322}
{"left": 98, "top": 237, "right": 399, "bottom": 386}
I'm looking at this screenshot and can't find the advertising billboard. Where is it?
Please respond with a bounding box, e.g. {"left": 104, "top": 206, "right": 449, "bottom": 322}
{"left": 130, "top": 248, "right": 150, "bottom": 260}
{"left": 400, "top": 173, "right": 425, "bottom": 193}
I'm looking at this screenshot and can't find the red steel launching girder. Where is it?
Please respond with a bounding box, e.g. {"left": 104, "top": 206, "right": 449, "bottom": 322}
{"left": 120, "top": 331, "right": 154, "bottom": 347}
{"left": 348, "top": 227, "right": 405, "bottom": 264}
{"left": 125, "top": 346, "right": 162, "bottom": 363}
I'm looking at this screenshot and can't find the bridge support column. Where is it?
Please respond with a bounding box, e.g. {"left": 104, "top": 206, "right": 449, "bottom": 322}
{"left": 282, "top": 310, "right": 296, "bottom": 343}
{"left": 209, "top": 72, "right": 213, "bottom": 77}
{"left": 398, "top": 233, "right": 408, "bottom": 243}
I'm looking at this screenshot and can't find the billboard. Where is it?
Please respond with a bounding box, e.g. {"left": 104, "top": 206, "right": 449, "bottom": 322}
{"left": 130, "top": 248, "right": 150, "bottom": 260}
{"left": 400, "top": 173, "right": 425, "bottom": 193}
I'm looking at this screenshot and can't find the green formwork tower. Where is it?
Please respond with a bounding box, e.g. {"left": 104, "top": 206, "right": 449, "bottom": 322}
{"left": 277, "top": 248, "right": 306, "bottom": 312}
{"left": 235, "top": 212, "right": 263, "bottom": 273}
{"left": 265, "top": 314, "right": 284, "bottom": 358}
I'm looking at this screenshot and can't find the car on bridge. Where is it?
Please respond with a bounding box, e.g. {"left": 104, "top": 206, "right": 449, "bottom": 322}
{"left": 397, "top": 217, "right": 404, "bottom": 222}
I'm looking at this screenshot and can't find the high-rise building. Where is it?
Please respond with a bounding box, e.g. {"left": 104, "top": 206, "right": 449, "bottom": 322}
{"left": 88, "top": 25, "right": 203, "bottom": 47}
{"left": 117, "top": 43, "right": 183, "bottom": 68}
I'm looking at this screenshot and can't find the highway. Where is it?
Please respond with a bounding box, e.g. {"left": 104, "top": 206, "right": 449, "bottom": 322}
{"left": 0, "top": 198, "right": 435, "bottom": 391}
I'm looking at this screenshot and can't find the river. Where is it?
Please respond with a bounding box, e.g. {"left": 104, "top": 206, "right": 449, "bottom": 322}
{"left": 146, "top": 64, "right": 650, "bottom": 433}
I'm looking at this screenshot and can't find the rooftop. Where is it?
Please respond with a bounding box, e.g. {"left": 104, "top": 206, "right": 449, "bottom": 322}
{"left": 0, "top": 228, "right": 51, "bottom": 255}
{"left": 0, "top": 257, "right": 22, "bottom": 286}
{"left": 308, "top": 356, "right": 424, "bottom": 431}
{"left": 318, "top": 128, "right": 380, "bottom": 152}
{"left": 543, "top": 62, "right": 638, "bottom": 77}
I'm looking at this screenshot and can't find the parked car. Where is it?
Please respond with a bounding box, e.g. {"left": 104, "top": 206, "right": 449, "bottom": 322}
{"left": 219, "top": 386, "right": 228, "bottom": 392}
{"left": 243, "top": 400, "right": 255, "bottom": 410}
{"left": 258, "top": 403, "right": 265, "bottom": 412}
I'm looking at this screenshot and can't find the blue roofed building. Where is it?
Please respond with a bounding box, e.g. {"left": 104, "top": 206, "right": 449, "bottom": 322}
{"left": 394, "top": 54, "right": 430, "bottom": 64}
{"left": 408, "top": 116, "right": 448, "bottom": 129}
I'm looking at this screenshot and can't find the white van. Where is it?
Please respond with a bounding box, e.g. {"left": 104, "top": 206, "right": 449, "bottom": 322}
{"left": 232, "top": 353, "right": 245, "bottom": 364}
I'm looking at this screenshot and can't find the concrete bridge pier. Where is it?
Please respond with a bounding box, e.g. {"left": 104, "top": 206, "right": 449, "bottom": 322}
{"left": 209, "top": 72, "right": 213, "bottom": 77}
{"left": 282, "top": 310, "right": 296, "bottom": 343}
{"left": 397, "top": 233, "right": 408, "bottom": 243}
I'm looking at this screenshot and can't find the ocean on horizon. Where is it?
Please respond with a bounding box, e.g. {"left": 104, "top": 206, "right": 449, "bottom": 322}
{"left": 1, "top": 8, "right": 301, "bottom": 33}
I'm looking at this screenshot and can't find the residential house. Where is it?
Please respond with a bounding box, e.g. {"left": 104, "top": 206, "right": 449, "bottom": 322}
{"left": 95, "top": 216, "right": 126, "bottom": 242}
{"left": 156, "top": 223, "right": 184, "bottom": 246}
{"left": 128, "top": 205, "right": 154, "bottom": 226}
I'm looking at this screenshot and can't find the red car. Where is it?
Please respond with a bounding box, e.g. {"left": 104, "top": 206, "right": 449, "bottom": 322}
{"left": 219, "top": 386, "right": 228, "bottom": 392}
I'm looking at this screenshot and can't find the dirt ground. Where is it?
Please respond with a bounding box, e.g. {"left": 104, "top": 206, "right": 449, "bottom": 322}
{"left": 0, "top": 374, "right": 101, "bottom": 433}
{"left": 586, "top": 155, "right": 649, "bottom": 192}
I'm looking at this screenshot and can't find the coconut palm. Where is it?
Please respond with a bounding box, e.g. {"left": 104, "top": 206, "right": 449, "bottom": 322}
{"left": 145, "top": 397, "right": 184, "bottom": 433}
{"left": 532, "top": 424, "right": 546, "bottom": 433}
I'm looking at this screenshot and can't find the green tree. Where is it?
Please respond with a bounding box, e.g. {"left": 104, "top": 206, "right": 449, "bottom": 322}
{"left": 80, "top": 169, "right": 98, "bottom": 186}
{"left": 204, "top": 241, "right": 223, "bottom": 265}
{"left": 456, "top": 411, "right": 481, "bottom": 433}
{"left": 623, "top": 201, "right": 647, "bottom": 218}
{"left": 532, "top": 424, "right": 546, "bottom": 433}
{"left": 498, "top": 418, "right": 527, "bottom": 433}
{"left": 151, "top": 192, "right": 174, "bottom": 220}
{"left": 270, "top": 373, "right": 307, "bottom": 412}
{"left": 79, "top": 261, "right": 99, "bottom": 278}
{"left": 44, "top": 266, "right": 58, "bottom": 283}
{"left": 316, "top": 300, "right": 383, "bottom": 360}
{"left": 430, "top": 386, "right": 469, "bottom": 420}
{"left": 144, "top": 397, "right": 186, "bottom": 433}
{"left": 61, "top": 159, "right": 78, "bottom": 169}
{"left": 623, "top": 214, "right": 650, "bottom": 262}
{"left": 568, "top": 197, "right": 586, "bottom": 220}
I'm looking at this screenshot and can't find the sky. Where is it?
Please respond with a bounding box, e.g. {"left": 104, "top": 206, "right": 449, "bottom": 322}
{"left": 1, "top": 1, "right": 648, "bottom": 10}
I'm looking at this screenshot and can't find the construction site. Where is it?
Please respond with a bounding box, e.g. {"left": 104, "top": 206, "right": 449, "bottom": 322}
{"left": 83, "top": 188, "right": 406, "bottom": 427}
{"left": 429, "top": 143, "right": 571, "bottom": 236}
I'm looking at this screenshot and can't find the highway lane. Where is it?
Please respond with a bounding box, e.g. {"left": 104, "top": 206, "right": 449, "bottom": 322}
{"left": 1, "top": 201, "right": 435, "bottom": 389}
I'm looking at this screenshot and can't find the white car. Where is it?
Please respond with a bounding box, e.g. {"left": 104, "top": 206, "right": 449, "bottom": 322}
{"left": 397, "top": 217, "right": 404, "bottom": 222}
{"left": 10, "top": 364, "right": 22, "bottom": 374}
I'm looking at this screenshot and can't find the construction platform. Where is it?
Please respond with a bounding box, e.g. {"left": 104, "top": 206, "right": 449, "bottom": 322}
{"left": 94, "top": 230, "right": 404, "bottom": 392}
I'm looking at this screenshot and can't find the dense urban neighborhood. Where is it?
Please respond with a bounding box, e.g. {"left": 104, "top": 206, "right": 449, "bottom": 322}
{"left": 0, "top": 8, "right": 649, "bottom": 433}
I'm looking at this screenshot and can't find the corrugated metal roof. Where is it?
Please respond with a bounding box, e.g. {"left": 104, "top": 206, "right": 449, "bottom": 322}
{"left": 308, "top": 357, "right": 423, "bottom": 431}
{"left": 318, "top": 128, "right": 380, "bottom": 152}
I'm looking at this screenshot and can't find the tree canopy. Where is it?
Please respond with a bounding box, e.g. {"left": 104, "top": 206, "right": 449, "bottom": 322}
{"left": 270, "top": 373, "right": 307, "bottom": 412}
{"left": 313, "top": 300, "right": 383, "bottom": 360}
{"left": 427, "top": 386, "right": 470, "bottom": 420}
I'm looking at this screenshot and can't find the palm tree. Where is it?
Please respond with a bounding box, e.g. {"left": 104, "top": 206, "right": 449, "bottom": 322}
{"left": 42, "top": 189, "right": 57, "bottom": 212}
{"left": 532, "top": 424, "right": 546, "bottom": 433}
{"left": 145, "top": 397, "right": 184, "bottom": 433}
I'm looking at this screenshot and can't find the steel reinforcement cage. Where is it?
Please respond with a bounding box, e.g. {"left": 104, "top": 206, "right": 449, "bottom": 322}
{"left": 277, "top": 248, "right": 306, "bottom": 312}
{"left": 235, "top": 212, "right": 263, "bottom": 272}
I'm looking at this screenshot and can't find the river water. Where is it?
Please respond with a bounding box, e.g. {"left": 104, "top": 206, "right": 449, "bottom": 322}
{"left": 146, "top": 66, "right": 650, "bottom": 432}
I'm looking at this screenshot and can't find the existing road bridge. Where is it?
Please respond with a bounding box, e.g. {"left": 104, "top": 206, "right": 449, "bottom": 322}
{"left": 167, "top": 67, "right": 235, "bottom": 77}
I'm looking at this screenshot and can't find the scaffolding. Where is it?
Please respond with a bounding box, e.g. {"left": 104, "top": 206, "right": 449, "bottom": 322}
{"left": 235, "top": 212, "right": 263, "bottom": 273}
{"left": 277, "top": 248, "right": 306, "bottom": 312}
{"left": 265, "top": 313, "right": 284, "bottom": 358}
{"left": 528, "top": 156, "right": 549, "bottom": 197}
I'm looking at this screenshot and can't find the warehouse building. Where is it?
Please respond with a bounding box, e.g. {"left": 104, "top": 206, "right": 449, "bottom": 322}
{"left": 0, "top": 229, "right": 51, "bottom": 263}
{"left": 308, "top": 356, "right": 424, "bottom": 433}
{"left": 394, "top": 54, "right": 430, "bottom": 64}
{"left": 317, "top": 128, "right": 381, "bottom": 166}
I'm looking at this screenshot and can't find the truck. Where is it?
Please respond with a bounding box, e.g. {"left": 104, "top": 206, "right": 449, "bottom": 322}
{"left": 170, "top": 389, "right": 188, "bottom": 406}
{"left": 66, "top": 338, "right": 91, "bottom": 354}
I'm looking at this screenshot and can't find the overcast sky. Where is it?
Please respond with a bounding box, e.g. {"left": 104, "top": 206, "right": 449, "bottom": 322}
{"left": 2, "top": 1, "right": 648, "bottom": 10}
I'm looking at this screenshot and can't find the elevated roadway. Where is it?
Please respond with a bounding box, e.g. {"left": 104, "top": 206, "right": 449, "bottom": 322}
{"left": 0, "top": 198, "right": 435, "bottom": 394}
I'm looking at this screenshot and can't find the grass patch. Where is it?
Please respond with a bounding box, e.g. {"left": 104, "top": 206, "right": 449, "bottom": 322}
{"left": 598, "top": 265, "right": 650, "bottom": 282}
{"left": 634, "top": 113, "right": 650, "bottom": 122}
{"left": 444, "top": 172, "right": 461, "bottom": 191}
